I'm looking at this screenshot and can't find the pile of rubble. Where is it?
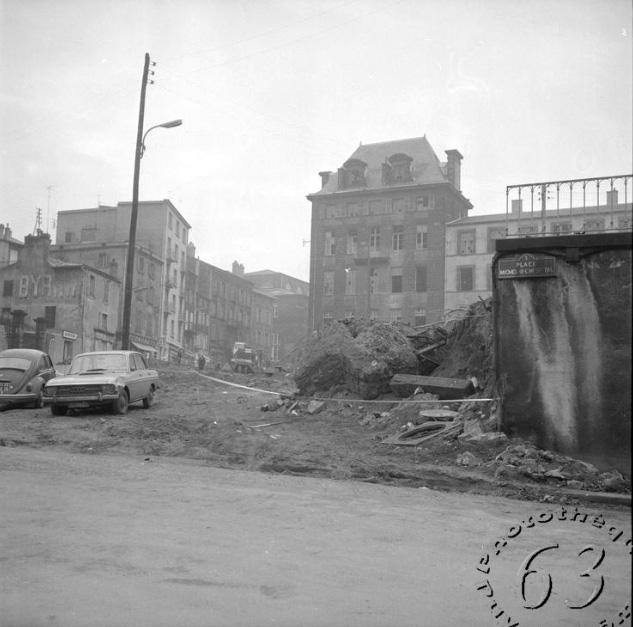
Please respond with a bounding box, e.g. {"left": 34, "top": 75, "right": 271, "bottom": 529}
{"left": 292, "top": 319, "right": 420, "bottom": 399}
{"left": 288, "top": 300, "right": 629, "bottom": 496}
{"left": 292, "top": 299, "right": 494, "bottom": 400}
{"left": 360, "top": 394, "right": 630, "bottom": 494}
{"left": 485, "top": 443, "right": 629, "bottom": 492}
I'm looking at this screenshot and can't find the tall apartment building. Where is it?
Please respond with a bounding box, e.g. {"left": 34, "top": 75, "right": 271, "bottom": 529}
{"left": 244, "top": 269, "right": 309, "bottom": 364}
{"left": 250, "top": 287, "right": 276, "bottom": 367}
{"left": 53, "top": 200, "right": 191, "bottom": 360}
{"left": 306, "top": 136, "right": 472, "bottom": 329}
{"left": 444, "top": 174, "right": 633, "bottom": 315}
{"left": 183, "top": 258, "right": 255, "bottom": 367}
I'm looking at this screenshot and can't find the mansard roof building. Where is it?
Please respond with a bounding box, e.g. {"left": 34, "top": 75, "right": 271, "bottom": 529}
{"left": 306, "top": 135, "right": 472, "bottom": 328}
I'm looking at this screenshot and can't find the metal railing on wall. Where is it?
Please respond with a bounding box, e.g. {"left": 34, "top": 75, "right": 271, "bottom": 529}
{"left": 505, "top": 174, "right": 632, "bottom": 238}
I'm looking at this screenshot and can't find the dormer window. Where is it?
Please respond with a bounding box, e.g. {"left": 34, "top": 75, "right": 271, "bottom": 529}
{"left": 387, "top": 153, "right": 413, "bottom": 183}
{"left": 338, "top": 158, "right": 367, "bottom": 189}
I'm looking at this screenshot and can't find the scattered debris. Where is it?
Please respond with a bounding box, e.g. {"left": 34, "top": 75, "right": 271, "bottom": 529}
{"left": 600, "top": 470, "right": 626, "bottom": 492}
{"left": 381, "top": 422, "right": 462, "bottom": 447}
{"left": 251, "top": 421, "right": 291, "bottom": 429}
{"left": 419, "top": 409, "right": 458, "bottom": 422}
{"left": 456, "top": 451, "right": 481, "bottom": 467}
{"left": 457, "top": 418, "right": 486, "bottom": 441}
{"left": 306, "top": 400, "right": 326, "bottom": 415}
{"left": 260, "top": 399, "right": 285, "bottom": 412}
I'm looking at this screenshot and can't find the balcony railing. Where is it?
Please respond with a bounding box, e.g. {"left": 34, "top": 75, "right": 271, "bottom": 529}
{"left": 505, "top": 174, "right": 632, "bottom": 238}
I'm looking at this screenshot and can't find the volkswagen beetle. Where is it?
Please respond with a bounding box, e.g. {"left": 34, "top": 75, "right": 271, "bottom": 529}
{"left": 43, "top": 350, "right": 159, "bottom": 416}
{"left": 0, "top": 348, "right": 57, "bottom": 409}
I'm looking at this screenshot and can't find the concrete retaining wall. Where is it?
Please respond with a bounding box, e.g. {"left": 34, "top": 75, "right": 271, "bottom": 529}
{"left": 493, "top": 233, "right": 631, "bottom": 473}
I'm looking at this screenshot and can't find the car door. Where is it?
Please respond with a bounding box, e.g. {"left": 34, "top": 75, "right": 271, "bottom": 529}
{"left": 127, "top": 353, "right": 149, "bottom": 402}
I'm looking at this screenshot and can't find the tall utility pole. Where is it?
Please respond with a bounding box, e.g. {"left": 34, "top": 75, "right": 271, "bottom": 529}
{"left": 121, "top": 52, "right": 151, "bottom": 351}
{"left": 33, "top": 207, "right": 42, "bottom": 234}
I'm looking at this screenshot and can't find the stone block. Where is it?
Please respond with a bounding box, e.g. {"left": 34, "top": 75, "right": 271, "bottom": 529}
{"left": 455, "top": 451, "right": 481, "bottom": 467}
{"left": 306, "top": 400, "right": 326, "bottom": 415}
{"left": 390, "top": 374, "right": 474, "bottom": 399}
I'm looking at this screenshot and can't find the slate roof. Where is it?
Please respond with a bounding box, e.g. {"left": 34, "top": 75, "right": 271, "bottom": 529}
{"left": 310, "top": 135, "right": 450, "bottom": 196}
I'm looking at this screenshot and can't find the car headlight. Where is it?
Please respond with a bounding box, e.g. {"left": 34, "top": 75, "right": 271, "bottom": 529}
{"left": 102, "top": 384, "right": 116, "bottom": 394}
{"left": 43, "top": 386, "right": 55, "bottom": 396}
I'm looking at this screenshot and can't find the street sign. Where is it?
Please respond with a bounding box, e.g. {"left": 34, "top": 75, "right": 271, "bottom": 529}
{"left": 497, "top": 253, "right": 557, "bottom": 279}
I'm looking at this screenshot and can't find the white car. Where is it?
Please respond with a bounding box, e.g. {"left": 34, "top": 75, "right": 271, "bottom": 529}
{"left": 43, "top": 350, "right": 159, "bottom": 416}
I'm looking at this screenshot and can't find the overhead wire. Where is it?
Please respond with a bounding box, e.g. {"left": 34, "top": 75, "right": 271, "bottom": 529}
{"left": 159, "top": 0, "right": 365, "bottom": 66}
{"left": 153, "top": 81, "right": 345, "bottom": 160}
{"left": 159, "top": 0, "right": 407, "bottom": 80}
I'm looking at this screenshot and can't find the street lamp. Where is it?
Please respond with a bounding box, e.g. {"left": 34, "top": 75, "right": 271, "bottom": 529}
{"left": 140, "top": 119, "right": 183, "bottom": 158}
{"left": 121, "top": 118, "right": 182, "bottom": 350}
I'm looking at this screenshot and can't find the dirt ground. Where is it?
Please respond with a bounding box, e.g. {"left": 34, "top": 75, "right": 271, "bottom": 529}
{"left": 0, "top": 364, "right": 630, "bottom": 507}
{"left": 3, "top": 447, "right": 631, "bottom": 627}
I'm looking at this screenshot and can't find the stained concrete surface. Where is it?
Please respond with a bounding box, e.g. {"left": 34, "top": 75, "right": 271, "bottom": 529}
{"left": 0, "top": 448, "right": 630, "bottom": 627}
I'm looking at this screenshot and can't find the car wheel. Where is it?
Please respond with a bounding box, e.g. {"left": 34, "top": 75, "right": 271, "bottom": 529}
{"left": 112, "top": 390, "right": 129, "bottom": 415}
{"left": 50, "top": 405, "right": 68, "bottom": 416}
{"left": 142, "top": 386, "right": 155, "bottom": 408}
{"left": 32, "top": 391, "right": 44, "bottom": 409}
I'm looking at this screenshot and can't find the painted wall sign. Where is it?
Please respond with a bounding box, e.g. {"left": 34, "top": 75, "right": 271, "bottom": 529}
{"left": 497, "top": 254, "right": 557, "bottom": 279}
{"left": 62, "top": 331, "right": 78, "bottom": 341}
{"left": 129, "top": 333, "right": 157, "bottom": 348}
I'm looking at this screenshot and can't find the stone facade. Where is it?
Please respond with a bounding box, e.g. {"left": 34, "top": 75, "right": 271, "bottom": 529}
{"left": 54, "top": 200, "right": 190, "bottom": 360}
{"left": 306, "top": 136, "right": 472, "bottom": 329}
{"left": 0, "top": 233, "right": 121, "bottom": 363}
{"left": 244, "top": 270, "right": 309, "bottom": 365}
{"left": 445, "top": 184, "right": 633, "bottom": 316}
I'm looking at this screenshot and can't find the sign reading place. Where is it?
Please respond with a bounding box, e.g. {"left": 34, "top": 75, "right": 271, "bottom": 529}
{"left": 497, "top": 253, "right": 557, "bottom": 280}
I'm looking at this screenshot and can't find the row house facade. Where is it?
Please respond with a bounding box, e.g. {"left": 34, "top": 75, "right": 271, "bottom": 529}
{"left": 250, "top": 287, "right": 276, "bottom": 367}
{"left": 0, "top": 233, "right": 121, "bottom": 362}
{"left": 182, "top": 257, "right": 288, "bottom": 368}
{"left": 306, "top": 136, "right": 472, "bottom": 329}
{"left": 444, "top": 174, "right": 633, "bottom": 315}
{"left": 2, "top": 202, "right": 303, "bottom": 366}
{"left": 0, "top": 223, "right": 22, "bottom": 269}
{"left": 244, "top": 269, "right": 309, "bottom": 364}
{"left": 54, "top": 200, "right": 191, "bottom": 361}
{"left": 182, "top": 255, "right": 264, "bottom": 368}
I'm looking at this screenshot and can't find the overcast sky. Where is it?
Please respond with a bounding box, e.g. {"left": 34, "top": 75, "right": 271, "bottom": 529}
{"left": 1, "top": 0, "right": 631, "bottom": 281}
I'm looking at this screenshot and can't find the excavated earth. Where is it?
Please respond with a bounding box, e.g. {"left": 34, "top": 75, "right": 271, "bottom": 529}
{"left": 0, "top": 364, "right": 629, "bottom": 508}
{"left": 1, "top": 301, "right": 629, "bottom": 507}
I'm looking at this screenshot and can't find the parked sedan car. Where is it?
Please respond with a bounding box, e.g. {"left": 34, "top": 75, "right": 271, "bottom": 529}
{"left": 0, "top": 348, "right": 57, "bottom": 409}
{"left": 43, "top": 350, "right": 159, "bottom": 416}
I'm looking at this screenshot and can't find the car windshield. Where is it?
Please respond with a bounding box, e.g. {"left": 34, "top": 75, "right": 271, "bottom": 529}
{"left": 0, "top": 358, "right": 30, "bottom": 371}
{"left": 69, "top": 354, "right": 127, "bottom": 374}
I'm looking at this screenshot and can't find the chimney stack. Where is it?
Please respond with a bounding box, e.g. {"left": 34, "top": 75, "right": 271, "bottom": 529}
{"left": 23, "top": 232, "right": 51, "bottom": 264}
{"left": 445, "top": 149, "right": 463, "bottom": 191}
{"left": 318, "top": 171, "right": 332, "bottom": 188}
{"left": 232, "top": 261, "right": 245, "bottom": 277}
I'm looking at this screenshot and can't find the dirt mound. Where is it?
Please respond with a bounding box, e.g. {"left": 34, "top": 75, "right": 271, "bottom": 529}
{"left": 292, "top": 320, "right": 418, "bottom": 399}
{"left": 292, "top": 300, "right": 494, "bottom": 401}
{"left": 432, "top": 299, "right": 495, "bottom": 395}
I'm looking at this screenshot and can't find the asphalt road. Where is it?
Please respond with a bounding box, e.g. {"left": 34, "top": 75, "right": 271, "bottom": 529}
{"left": 1, "top": 448, "right": 631, "bottom": 627}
